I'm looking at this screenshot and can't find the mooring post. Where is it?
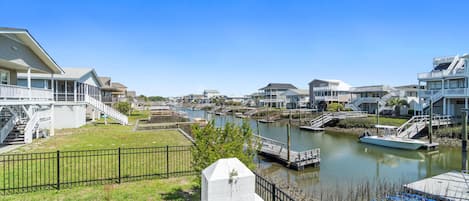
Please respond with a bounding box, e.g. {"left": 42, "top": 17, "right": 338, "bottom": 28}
{"left": 376, "top": 100, "right": 379, "bottom": 135}
{"left": 429, "top": 100, "right": 433, "bottom": 144}
{"left": 256, "top": 120, "right": 260, "bottom": 135}
{"left": 462, "top": 109, "right": 468, "bottom": 171}
{"left": 287, "top": 123, "right": 291, "bottom": 166}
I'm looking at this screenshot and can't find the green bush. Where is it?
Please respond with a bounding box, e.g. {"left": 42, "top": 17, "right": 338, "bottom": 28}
{"left": 115, "top": 102, "right": 131, "bottom": 114}
{"left": 327, "top": 103, "right": 344, "bottom": 112}
{"left": 191, "top": 120, "right": 257, "bottom": 183}
{"left": 336, "top": 118, "right": 375, "bottom": 128}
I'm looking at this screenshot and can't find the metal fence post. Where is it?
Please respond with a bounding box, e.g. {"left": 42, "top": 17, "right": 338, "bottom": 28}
{"left": 271, "top": 183, "right": 276, "bottom": 201}
{"left": 166, "top": 145, "right": 169, "bottom": 178}
{"left": 118, "top": 147, "right": 121, "bottom": 184}
{"left": 57, "top": 150, "right": 60, "bottom": 190}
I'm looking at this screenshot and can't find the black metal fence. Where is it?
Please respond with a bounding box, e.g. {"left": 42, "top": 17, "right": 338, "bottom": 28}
{"left": 255, "top": 173, "right": 295, "bottom": 201}
{"left": 0, "top": 145, "right": 297, "bottom": 201}
{"left": 0, "top": 145, "right": 194, "bottom": 195}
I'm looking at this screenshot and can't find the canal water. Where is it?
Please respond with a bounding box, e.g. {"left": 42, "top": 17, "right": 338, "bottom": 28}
{"left": 179, "top": 108, "right": 461, "bottom": 194}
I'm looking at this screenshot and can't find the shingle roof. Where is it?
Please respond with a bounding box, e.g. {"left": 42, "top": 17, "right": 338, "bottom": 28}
{"left": 310, "top": 79, "right": 352, "bottom": 91}
{"left": 111, "top": 82, "right": 127, "bottom": 89}
{"left": 259, "top": 83, "right": 297, "bottom": 90}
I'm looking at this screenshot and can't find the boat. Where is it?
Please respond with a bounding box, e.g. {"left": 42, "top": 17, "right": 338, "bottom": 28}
{"left": 259, "top": 118, "right": 276, "bottom": 123}
{"left": 193, "top": 118, "right": 208, "bottom": 126}
{"left": 359, "top": 125, "right": 427, "bottom": 150}
{"left": 235, "top": 112, "right": 247, "bottom": 119}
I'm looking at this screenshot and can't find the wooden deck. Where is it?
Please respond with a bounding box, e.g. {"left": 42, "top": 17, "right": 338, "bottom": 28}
{"left": 253, "top": 135, "right": 320, "bottom": 170}
{"left": 404, "top": 171, "right": 469, "bottom": 200}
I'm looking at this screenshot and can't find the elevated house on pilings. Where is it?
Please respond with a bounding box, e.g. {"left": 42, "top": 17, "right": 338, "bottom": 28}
{"left": 417, "top": 54, "right": 469, "bottom": 118}
{"left": 17, "top": 67, "right": 128, "bottom": 128}
{"left": 0, "top": 27, "right": 64, "bottom": 144}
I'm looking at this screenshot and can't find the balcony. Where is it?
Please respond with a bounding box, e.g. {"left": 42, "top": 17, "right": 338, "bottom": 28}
{"left": 419, "top": 88, "right": 467, "bottom": 98}
{"left": 0, "top": 84, "right": 53, "bottom": 102}
{"left": 418, "top": 71, "right": 466, "bottom": 80}
{"left": 314, "top": 96, "right": 339, "bottom": 101}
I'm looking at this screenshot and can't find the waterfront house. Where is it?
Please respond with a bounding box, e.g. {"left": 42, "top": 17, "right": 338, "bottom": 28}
{"left": 99, "top": 77, "right": 129, "bottom": 106}
{"left": 18, "top": 67, "right": 128, "bottom": 128}
{"left": 347, "top": 85, "right": 398, "bottom": 114}
{"left": 0, "top": 27, "right": 64, "bottom": 144}
{"left": 417, "top": 54, "right": 469, "bottom": 117}
{"left": 309, "top": 79, "right": 351, "bottom": 111}
{"left": 394, "top": 84, "right": 423, "bottom": 115}
{"left": 282, "top": 88, "right": 309, "bottom": 109}
{"left": 259, "top": 83, "right": 297, "bottom": 108}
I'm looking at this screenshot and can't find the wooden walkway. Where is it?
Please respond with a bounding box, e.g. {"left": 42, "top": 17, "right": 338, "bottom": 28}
{"left": 404, "top": 171, "right": 469, "bottom": 200}
{"left": 253, "top": 135, "right": 320, "bottom": 170}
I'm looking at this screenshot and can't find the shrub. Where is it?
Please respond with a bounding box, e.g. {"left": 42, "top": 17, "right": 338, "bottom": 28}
{"left": 191, "top": 120, "right": 257, "bottom": 183}
{"left": 327, "top": 103, "right": 344, "bottom": 112}
{"left": 115, "top": 102, "right": 131, "bottom": 114}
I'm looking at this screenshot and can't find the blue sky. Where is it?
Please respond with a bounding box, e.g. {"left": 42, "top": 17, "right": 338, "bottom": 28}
{"left": 1, "top": 0, "right": 468, "bottom": 96}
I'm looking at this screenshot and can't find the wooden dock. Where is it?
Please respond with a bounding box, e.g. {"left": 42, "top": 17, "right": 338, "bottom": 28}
{"left": 253, "top": 135, "right": 320, "bottom": 170}
{"left": 404, "top": 171, "right": 469, "bottom": 200}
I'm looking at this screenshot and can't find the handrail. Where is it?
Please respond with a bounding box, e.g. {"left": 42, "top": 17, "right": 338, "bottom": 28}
{"left": 24, "top": 110, "right": 50, "bottom": 143}
{"left": 0, "top": 116, "right": 17, "bottom": 143}
{"left": 0, "top": 84, "right": 53, "bottom": 101}
{"left": 85, "top": 95, "right": 128, "bottom": 125}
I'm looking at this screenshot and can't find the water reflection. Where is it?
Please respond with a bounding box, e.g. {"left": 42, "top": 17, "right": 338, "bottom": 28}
{"left": 178, "top": 108, "right": 461, "bottom": 191}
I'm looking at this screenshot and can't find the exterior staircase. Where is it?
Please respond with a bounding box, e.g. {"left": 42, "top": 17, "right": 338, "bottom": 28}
{"left": 3, "top": 122, "right": 26, "bottom": 145}
{"left": 396, "top": 115, "right": 452, "bottom": 138}
{"left": 302, "top": 111, "right": 368, "bottom": 130}
{"left": 85, "top": 95, "right": 128, "bottom": 125}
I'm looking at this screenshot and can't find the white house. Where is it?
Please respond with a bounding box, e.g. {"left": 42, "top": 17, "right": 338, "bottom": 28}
{"left": 17, "top": 68, "right": 129, "bottom": 128}
{"left": 417, "top": 54, "right": 469, "bottom": 118}
{"left": 283, "top": 88, "right": 309, "bottom": 109}
{"left": 0, "top": 27, "right": 64, "bottom": 144}
{"left": 309, "top": 79, "right": 351, "bottom": 111}
{"left": 347, "top": 85, "right": 398, "bottom": 114}
{"left": 259, "top": 83, "right": 297, "bottom": 108}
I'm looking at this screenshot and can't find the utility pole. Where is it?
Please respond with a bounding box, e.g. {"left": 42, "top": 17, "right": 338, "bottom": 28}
{"left": 462, "top": 109, "right": 468, "bottom": 171}
{"left": 376, "top": 100, "right": 380, "bottom": 134}
{"left": 429, "top": 100, "right": 433, "bottom": 144}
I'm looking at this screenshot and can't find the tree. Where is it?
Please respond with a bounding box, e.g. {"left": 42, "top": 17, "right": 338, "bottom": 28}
{"left": 191, "top": 120, "right": 257, "bottom": 182}
{"left": 327, "top": 103, "right": 344, "bottom": 112}
{"left": 386, "top": 98, "right": 408, "bottom": 116}
{"left": 115, "top": 102, "right": 131, "bottom": 114}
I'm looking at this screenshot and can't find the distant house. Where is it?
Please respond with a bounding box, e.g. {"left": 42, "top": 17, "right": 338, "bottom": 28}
{"left": 259, "top": 83, "right": 297, "bottom": 108}
{"left": 348, "top": 85, "right": 398, "bottom": 114}
{"left": 309, "top": 79, "right": 351, "bottom": 111}
{"left": 99, "top": 77, "right": 129, "bottom": 106}
{"left": 283, "top": 89, "right": 309, "bottom": 109}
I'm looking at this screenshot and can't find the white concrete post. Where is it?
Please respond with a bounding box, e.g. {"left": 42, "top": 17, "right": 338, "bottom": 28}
{"left": 51, "top": 74, "right": 55, "bottom": 101}
{"left": 443, "top": 98, "right": 447, "bottom": 115}
{"left": 202, "top": 158, "right": 263, "bottom": 201}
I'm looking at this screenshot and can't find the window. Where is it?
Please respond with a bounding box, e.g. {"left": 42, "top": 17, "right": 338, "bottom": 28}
{"left": 0, "top": 69, "right": 9, "bottom": 85}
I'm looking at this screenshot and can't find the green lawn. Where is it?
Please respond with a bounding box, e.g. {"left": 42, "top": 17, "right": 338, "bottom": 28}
{"left": 1, "top": 176, "right": 200, "bottom": 201}
{"left": 1, "top": 110, "right": 199, "bottom": 200}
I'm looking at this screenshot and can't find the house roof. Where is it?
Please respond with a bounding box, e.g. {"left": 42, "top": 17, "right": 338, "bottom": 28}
{"left": 99, "top": 77, "right": 111, "bottom": 86}
{"left": 310, "top": 79, "right": 352, "bottom": 91}
{"left": 0, "top": 27, "right": 64, "bottom": 74}
{"left": 18, "top": 68, "right": 103, "bottom": 87}
{"left": 259, "top": 83, "right": 297, "bottom": 90}
{"left": 283, "top": 89, "right": 309, "bottom": 96}
{"left": 111, "top": 82, "right": 127, "bottom": 89}
{"left": 204, "top": 90, "right": 219, "bottom": 93}
{"left": 351, "top": 85, "right": 395, "bottom": 92}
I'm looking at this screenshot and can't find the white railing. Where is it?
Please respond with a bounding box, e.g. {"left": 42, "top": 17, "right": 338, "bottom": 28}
{"left": 85, "top": 95, "right": 128, "bottom": 125}
{"left": 0, "top": 84, "right": 53, "bottom": 101}
{"left": 396, "top": 115, "right": 452, "bottom": 138}
{"left": 0, "top": 116, "right": 17, "bottom": 143}
{"left": 418, "top": 71, "right": 448, "bottom": 79}
{"left": 24, "top": 109, "right": 51, "bottom": 143}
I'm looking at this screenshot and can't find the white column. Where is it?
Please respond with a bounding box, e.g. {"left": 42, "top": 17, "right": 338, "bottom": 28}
{"left": 64, "top": 81, "right": 68, "bottom": 101}
{"left": 51, "top": 74, "right": 55, "bottom": 101}
{"left": 55, "top": 80, "right": 58, "bottom": 100}
{"left": 73, "top": 81, "right": 77, "bottom": 102}
{"left": 27, "top": 67, "right": 31, "bottom": 100}
{"left": 443, "top": 98, "right": 446, "bottom": 115}
{"left": 43, "top": 80, "right": 47, "bottom": 89}
{"left": 50, "top": 104, "right": 55, "bottom": 136}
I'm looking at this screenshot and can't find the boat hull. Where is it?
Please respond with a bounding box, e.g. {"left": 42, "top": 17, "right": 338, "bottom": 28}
{"left": 359, "top": 136, "right": 424, "bottom": 150}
